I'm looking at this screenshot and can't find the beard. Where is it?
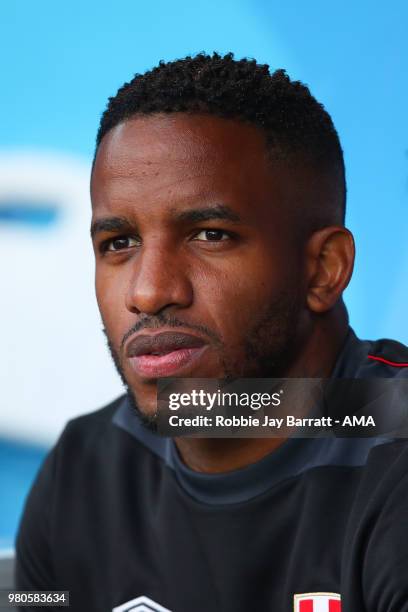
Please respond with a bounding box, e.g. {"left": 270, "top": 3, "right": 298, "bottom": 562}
{"left": 105, "top": 334, "right": 159, "bottom": 432}
{"left": 103, "top": 289, "right": 301, "bottom": 432}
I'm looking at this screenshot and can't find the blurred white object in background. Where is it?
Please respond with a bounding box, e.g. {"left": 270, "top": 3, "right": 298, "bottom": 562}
{"left": 0, "top": 151, "right": 123, "bottom": 445}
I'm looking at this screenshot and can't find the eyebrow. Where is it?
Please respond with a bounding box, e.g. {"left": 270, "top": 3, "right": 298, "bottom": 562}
{"left": 174, "top": 205, "right": 242, "bottom": 224}
{"left": 90, "top": 216, "right": 132, "bottom": 239}
{"left": 90, "top": 205, "right": 242, "bottom": 239}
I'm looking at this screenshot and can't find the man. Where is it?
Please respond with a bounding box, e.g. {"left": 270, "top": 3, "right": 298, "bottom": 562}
{"left": 16, "top": 53, "right": 408, "bottom": 611}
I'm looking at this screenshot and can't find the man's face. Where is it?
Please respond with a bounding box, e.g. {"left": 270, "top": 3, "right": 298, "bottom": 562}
{"left": 91, "top": 114, "right": 308, "bottom": 418}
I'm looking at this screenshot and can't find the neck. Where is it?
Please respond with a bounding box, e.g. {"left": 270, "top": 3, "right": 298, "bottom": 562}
{"left": 175, "top": 307, "right": 349, "bottom": 474}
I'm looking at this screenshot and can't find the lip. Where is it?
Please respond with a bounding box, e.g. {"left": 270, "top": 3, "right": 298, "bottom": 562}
{"left": 126, "top": 331, "right": 208, "bottom": 378}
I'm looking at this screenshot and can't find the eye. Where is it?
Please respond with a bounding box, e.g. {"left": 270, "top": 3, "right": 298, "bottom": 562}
{"left": 193, "top": 229, "right": 230, "bottom": 242}
{"left": 104, "top": 236, "right": 140, "bottom": 251}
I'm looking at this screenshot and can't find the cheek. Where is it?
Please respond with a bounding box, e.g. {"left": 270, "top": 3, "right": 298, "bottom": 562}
{"left": 95, "top": 267, "right": 129, "bottom": 344}
{"left": 193, "top": 250, "right": 291, "bottom": 341}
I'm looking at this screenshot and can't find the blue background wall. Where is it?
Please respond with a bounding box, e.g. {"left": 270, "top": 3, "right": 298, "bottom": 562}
{"left": 0, "top": 0, "right": 407, "bottom": 550}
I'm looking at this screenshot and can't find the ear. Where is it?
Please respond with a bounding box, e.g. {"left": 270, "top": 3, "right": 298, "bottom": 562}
{"left": 305, "top": 226, "right": 355, "bottom": 313}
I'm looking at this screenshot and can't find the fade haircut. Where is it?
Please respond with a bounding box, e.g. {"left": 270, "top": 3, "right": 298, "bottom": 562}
{"left": 95, "top": 52, "right": 346, "bottom": 227}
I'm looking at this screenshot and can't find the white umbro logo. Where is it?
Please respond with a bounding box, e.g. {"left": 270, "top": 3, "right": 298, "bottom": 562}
{"left": 112, "top": 595, "right": 172, "bottom": 612}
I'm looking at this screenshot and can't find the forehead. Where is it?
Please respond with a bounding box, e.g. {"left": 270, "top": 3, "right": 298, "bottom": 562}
{"left": 93, "top": 113, "right": 269, "bottom": 172}
{"left": 90, "top": 113, "right": 300, "bottom": 229}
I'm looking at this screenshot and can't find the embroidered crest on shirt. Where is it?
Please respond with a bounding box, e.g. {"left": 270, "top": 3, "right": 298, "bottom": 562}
{"left": 294, "top": 592, "right": 341, "bottom": 612}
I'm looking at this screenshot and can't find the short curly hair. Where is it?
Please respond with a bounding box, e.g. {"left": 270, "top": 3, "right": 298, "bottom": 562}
{"left": 96, "top": 52, "right": 346, "bottom": 223}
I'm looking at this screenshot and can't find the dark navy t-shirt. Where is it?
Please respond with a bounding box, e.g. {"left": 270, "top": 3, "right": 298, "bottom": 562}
{"left": 15, "top": 329, "right": 408, "bottom": 611}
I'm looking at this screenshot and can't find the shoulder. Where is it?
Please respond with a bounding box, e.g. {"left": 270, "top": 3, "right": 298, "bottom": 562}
{"left": 364, "top": 439, "right": 408, "bottom": 487}
{"left": 63, "top": 393, "right": 126, "bottom": 433}
{"left": 343, "top": 439, "right": 408, "bottom": 610}
{"left": 44, "top": 394, "right": 143, "bottom": 482}
{"left": 56, "top": 393, "right": 130, "bottom": 455}
{"left": 366, "top": 336, "right": 408, "bottom": 375}
{"left": 344, "top": 438, "right": 408, "bottom": 550}
{"left": 345, "top": 438, "right": 408, "bottom": 541}
{"left": 338, "top": 329, "right": 408, "bottom": 378}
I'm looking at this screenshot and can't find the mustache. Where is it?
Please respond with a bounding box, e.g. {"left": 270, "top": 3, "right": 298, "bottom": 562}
{"left": 103, "top": 313, "right": 222, "bottom": 354}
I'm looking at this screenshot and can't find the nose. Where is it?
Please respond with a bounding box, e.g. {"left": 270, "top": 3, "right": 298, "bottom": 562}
{"left": 125, "top": 242, "right": 193, "bottom": 316}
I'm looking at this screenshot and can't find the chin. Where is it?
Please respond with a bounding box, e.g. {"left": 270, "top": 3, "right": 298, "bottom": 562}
{"left": 128, "top": 384, "right": 157, "bottom": 413}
